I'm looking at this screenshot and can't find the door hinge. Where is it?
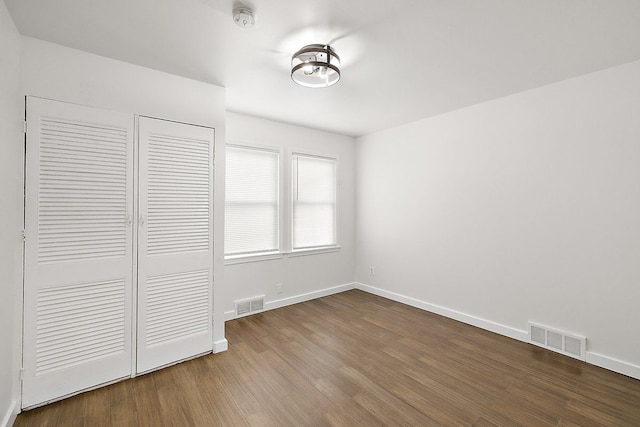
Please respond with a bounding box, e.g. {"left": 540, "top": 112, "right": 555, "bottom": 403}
{"left": 23, "top": 120, "right": 27, "bottom": 134}
{"left": 21, "top": 229, "right": 26, "bottom": 242}
{"left": 19, "top": 368, "right": 24, "bottom": 381}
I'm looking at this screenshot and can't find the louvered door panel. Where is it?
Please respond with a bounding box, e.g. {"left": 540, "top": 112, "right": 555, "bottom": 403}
{"left": 23, "top": 97, "right": 134, "bottom": 409}
{"left": 137, "top": 117, "right": 214, "bottom": 373}
{"left": 38, "top": 118, "right": 128, "bottom": 263}
{"left": 147, "top": 133, "right": 210, "bottom": 255}
{"left": 36, "top": 280, "right": 126, "bottom": 374}
{"left": 145, "top": 270, "right": 209, "bottom": 347}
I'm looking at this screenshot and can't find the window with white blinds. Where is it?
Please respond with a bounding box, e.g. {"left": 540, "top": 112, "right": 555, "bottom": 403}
{"left": 225, "top": 145, "right": 280, "bottom": 257}
{"left": 292, "top": 153, "right": 337, "bottom": 250}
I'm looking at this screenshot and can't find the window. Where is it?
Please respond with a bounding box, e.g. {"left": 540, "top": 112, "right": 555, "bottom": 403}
{"left": 291, "top": 153, "right": 337, "bottom": 251}
{"left": 225, "top": 145, "right": 279, "bottom": 258}
{"left": 225, "top": 146, "right": 339, "bottom": 262}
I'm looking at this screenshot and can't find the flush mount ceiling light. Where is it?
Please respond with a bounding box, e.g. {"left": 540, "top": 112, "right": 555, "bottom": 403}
{"left": 291, "top": 44, "right": 340, "bottom": 88}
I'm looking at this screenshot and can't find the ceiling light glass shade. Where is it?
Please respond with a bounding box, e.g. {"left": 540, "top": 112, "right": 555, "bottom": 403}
{"left": 291, "top": 44, "right": 340, "bottom": 88}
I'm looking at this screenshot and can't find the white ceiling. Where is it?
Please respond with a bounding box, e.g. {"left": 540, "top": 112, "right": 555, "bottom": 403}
{"left": 5, "top": 0, "right": 640, "bottom": 137}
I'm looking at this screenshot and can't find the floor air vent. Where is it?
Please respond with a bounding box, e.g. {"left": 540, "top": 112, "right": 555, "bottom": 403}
{"left": 235, "top": 295, "right": 265, "bottom": 318}
{"left": 528, "top": 322, "right": 586, "bottom": 361}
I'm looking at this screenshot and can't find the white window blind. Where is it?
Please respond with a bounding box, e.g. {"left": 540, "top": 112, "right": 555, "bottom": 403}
{"left": 292, "top": 154, "right": 337, "bottom": 250}
{"left": 225, "top": 145, "right": 279, "bottom": 257}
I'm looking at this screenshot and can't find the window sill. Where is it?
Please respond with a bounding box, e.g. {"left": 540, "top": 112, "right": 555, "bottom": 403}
{"left": 287, "top": 246, "right": 341, "bottom": 257}
{"left": 224, "top": 246, "right": 341, "bottom": 264}
{"left": 224, "top": 252, "right": 284, "bottom": 265}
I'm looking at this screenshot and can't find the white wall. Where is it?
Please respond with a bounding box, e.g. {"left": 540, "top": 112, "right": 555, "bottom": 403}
{"left": 19, "top": 37, "right": 228, "bottom": 348}
{"left": 356, "top": 60, "right": 640, "bottom": 376}
{"left": 224, "top": 112, "right": 356, "bottom": 317}
{"left": 0, "top": 3, "right": 22, "bottom": 426}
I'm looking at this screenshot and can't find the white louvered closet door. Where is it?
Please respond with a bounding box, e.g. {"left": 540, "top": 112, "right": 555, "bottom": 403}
{"left": 136, "top": 117, "right": 214, "bottom": 373}
{"left": 23, "top": 97, "right": 134, "bottom": 408}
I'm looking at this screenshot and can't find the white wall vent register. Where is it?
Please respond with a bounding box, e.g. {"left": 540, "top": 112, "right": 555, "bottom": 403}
{"left": 235, "top": 296, "right": 265, "bottom": 317}
{"left": 528, "top": 322, "right": 586, "bottom": 361}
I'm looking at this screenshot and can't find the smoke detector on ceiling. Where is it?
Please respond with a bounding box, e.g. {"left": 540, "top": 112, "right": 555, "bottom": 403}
{"left": 233, "top": 7, "right": 255, "bottom": 28}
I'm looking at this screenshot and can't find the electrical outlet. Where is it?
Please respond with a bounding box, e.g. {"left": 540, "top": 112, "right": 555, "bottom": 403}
{"left": 369, "top": 266, "right": 375, "bottom": 276}
{"left": 276, "top": 283, "right": 284, "bottom": 294}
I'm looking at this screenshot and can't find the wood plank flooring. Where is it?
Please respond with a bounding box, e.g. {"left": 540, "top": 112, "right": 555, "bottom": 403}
{"left": 15, "top": 289, "right": 640, "bottom": 426}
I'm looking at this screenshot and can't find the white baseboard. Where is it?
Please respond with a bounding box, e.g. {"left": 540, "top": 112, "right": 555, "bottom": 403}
{"left": 224, "top": 283, "right": 357, "bottom": 322}
{"left": 213, "top": 339, "right": 228, "bottom": 353}
{"left": 355, "top": 282, "right": 640, "bottom": 381}
{"left": 266, "top": 283, "right": 356, "bottom": 312}
{"left": 355, "top": 282, "right": 528, "bottom": 342}
{"left": 586, "top": 351, "right": 640, "bottom": 380}
{"left": 1, "top": 400, "right": 19, "bottom": 427}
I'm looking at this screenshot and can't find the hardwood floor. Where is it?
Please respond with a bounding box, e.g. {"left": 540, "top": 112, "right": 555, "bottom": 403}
{"left": 15, "top": 289, "right": 640, "bottom": 426}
